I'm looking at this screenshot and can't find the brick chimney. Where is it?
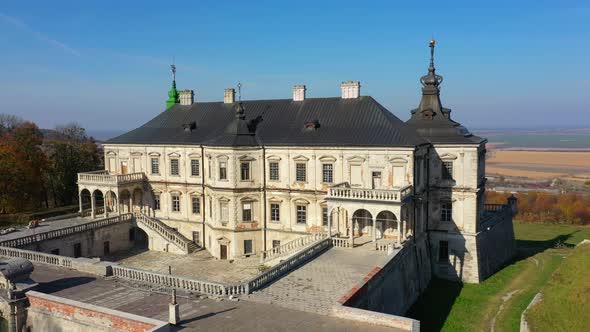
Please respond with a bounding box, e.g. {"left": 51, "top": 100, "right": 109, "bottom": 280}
{"left": 179, "top": 90, "right": 194, "bottom": 105}
{"left": 224, "top": 88, "right": 235, "bottom": 103}
{"left": 341, "top": 81, "right": 360, "bottom": 99}
{"left": 293, "top": 85, "right": 306, "bottom": 101}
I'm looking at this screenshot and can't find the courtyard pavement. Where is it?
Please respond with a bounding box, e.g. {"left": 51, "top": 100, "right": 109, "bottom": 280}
{"left": 247, "top": 246, "right": 397, "bottom": 315}
{"left": 106, "top": 248, "right": 261, "bottom": 283}
{"left": 31, "top": 264, "right": 399, "bottom": 331}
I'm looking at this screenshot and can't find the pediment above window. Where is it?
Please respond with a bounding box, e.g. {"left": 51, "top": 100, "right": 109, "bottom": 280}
{"left": 268, "top": 197, "right": 283, "bottom": 203}
{"left": 319, "top": 155, "right": 337, "bottom": 163}
{"left": 106, "top": 151, "right": 117, "bottom": 156}
{"left": 216, "top": 155, "right": 229, "bottom": 161}
{"left": 293, "top": 155, "right": 309, "bottom": 162}
{"left": 168, "top": 152, "right": 181, "bottom": 158}
{"left": 292, "top": 198, "right": 310, "bottom": 205}
{"left": 440, "top": 153, "right": 458, "bottom": 160}
{"left": 148, "top": 152, "right": 161, "bottom": 157}
{"left": 188, "top": 153, "right": 201, "bottom": 158}
{"left": 267, "top": 155, "right": 281, "bottom": 161}
{"left": 130, "top": 151, "right": 143, "bottom": 156}
{"left": 389, "top": 157, "right": 408, "bottom": 165}
{"left": 347, "top": 156, "right": 366, "bottom": 164}
{"left": 238, "top": 155, "right": 255, "bottom": 161}
{"left": 218, "top": 197, "right": 230, "bottom": 203}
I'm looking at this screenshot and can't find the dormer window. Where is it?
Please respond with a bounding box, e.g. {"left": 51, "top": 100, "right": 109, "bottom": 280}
{"left": 304, "top": 120, "right": 320, "bottom": 131}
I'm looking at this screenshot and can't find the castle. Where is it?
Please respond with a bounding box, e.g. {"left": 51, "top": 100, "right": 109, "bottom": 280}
{"left": 77, "top": 40, "right": 515, "bottom": 283}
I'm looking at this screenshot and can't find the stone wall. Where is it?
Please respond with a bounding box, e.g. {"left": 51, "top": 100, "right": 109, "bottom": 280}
{"left": 21, "top": 221, "right": 135, "bottom": 258}
{"left": 26, "top": 291, "right": 168, "bottom": 332}
{"left": 429, "top": 231, "right": 480, "bottom": 283}
{"left": 339, "top": 235, "right": 432, "bottom": 315}
{"left": 476, "top": 214, "right": 515, "bottom": 281}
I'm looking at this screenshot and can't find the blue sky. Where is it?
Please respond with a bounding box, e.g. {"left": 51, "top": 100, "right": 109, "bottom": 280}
{"left": 1, "top": 1, "right": 588, "bottom": 133}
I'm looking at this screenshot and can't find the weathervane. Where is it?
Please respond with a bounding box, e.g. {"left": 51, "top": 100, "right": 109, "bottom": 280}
{"left": 171, "top": 64, "right": 177, "bottom": 81}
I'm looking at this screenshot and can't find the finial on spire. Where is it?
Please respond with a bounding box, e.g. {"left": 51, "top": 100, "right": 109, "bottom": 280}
{"left": 237, "top": 82, "right": 242, "bottom": 102}
{"left": 171, "top": 64, "right": 176, "bottom": 81}
{"left": 429, "top": 39, "right": 436, "bottom": 71}
{"left": 420, "top": 39, "right": 443, "bottom": 88}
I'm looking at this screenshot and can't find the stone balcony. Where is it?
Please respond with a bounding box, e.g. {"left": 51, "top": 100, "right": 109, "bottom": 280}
{"left": 327, "top": 182, "right": 413, "bottom": 204}
{"left": 77, "top": 170, "right": 145, "bottom": 187}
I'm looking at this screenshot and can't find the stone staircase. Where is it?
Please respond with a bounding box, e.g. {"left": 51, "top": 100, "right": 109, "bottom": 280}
{"left": 133, "top": 212, "right": 198, "bottom": 254}
{"left": 260, "top": 232, "right": 327, "bottom": 264}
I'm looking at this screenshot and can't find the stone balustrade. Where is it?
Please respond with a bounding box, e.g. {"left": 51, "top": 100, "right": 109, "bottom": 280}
{"left": 328, "top": 183, "right": 412, "bottom": 203}
{"left": 78, "top": 171, "right": 144, "bottom": 186}
{"left": 484, "top": 203, "right": 506, "bottom": 212}
{"left": 111, "top": 265, "right": 231, "bottom": 296}
{"left": 260, "top": 232, "right": 327, "bottom": 263}
{"left": 0, "top": 246, "right": 74, "bottom": 268}
{"left": 247, "top": 237, "right": 332, "bottom": 292}
{"left": 0, "top": 214, "right": 133, "bottom": 248}
{"left": 375, "top": 242, "right": 397, "bottom": 254}
{"left": 133, "top": 213, "right": 193, "bottom": 254}
{"left": 330, "top": 237, "right": 351, "bottom": 248}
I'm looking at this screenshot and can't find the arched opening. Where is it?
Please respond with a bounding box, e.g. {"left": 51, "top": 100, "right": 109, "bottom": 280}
{"left": 352, "top": 209, "right": 373, "bottom": 237}
{"left": 92, "top": 190, "right": 104, "bottom": 216}
{"left": 120, "top": 190, "right": 131, "bottom": 213}
{"left": 129, "top": 226, "right": 149, "bottom": 249}
{"left": 330, "top": 207, "right": 349, "bottom": 237}
{"left": 105, "top": 191, "right": 117, "bottom": 214}
{"left": 80, "top": 189, "right": 91, "bottom": 214}
{"left": 376, "top": 210, "right": 398, "bottom": 239}
{"left": 132, "top": 188, "right": 143, "bottom": 212}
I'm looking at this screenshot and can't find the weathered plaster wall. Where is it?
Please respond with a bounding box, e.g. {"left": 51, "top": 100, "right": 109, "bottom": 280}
{"left": 477, "top": 216, "right": 516, "bottom": 280}
{"left": 26, "top": 291, "right": 168, "bottom": 332}
{"left": 340, "top": 235, "right": 432, "bottom": 315}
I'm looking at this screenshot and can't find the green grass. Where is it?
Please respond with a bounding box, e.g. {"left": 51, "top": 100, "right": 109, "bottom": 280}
{"left": 526, "top": 243, "right": 590, "bottom": 332}
{"left": 407, "top": 222, "right": 590, "bottom": 332}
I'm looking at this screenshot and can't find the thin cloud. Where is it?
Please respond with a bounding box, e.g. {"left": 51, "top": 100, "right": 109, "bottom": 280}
{"left": 0, "top": 12, "right": 80, "bottom": 56}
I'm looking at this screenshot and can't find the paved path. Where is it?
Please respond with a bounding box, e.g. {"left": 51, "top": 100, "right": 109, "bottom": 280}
{"left": 247, "top": 247, "right": 393, "bottom": 315}
{"left": 31, "top": 264, "right": 397, "bottom": 331}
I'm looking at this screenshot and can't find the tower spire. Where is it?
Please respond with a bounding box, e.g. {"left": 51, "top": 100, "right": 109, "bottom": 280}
{"left": 420, "top": 39, "right": 443, "bottom": 88}
{"left": 166, "top": 64, "right": 180, "bottom": 109}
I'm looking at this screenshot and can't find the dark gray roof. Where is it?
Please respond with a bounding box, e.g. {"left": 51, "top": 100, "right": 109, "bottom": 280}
{"left": 107, "top": 96, "right": 428, "bottom": 147}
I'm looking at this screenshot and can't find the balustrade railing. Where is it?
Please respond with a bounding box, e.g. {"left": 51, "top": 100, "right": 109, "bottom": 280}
{"left": 111, "top": 265, "right": 231, "bottom": 296}
{"left": 260, "top": 232, "right": 326, "bottom": 263}
{"left": 133, "top": 213, "right": 193, "bottom": 254}
{"left": 0, "top": 246, "right": 74, "bottom": 268}
{"left": 375, "top": 242, "right": 396, "bottom": 253}
{"left": 328, "top": 183, "right": 412, "bottom": 203}
{"left": 247, "top": 237, "right": 332, "bottom": 292}
{"left": 0, "top": 214, "right": 133, "bottom": 248}
{"left": 78, "top": 171, "right": 144, "bottom": 186}
{"left": 484, "top": 203, "right": 506, "bottom": 212}
{"left": 330, "top": 237, "right": 351, "bottom": 248}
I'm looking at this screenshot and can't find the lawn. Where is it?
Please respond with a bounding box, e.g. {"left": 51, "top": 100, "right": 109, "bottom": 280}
{"left": 407, "top": 222, "right": 590, "bottom": 332}
{"left": 526, "top": 243, "right": 590, "bottom": 332}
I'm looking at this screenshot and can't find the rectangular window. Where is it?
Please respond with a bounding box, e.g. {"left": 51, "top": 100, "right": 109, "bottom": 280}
{"left": 296, "top": 205, "right": 307, "bottom": 224}
{"left": 170, "top": 159, "right": 179, "bottom": 176}
{"left": 272, "top": 240, "right": 281, "bottom": 248}
{"left": 151, "top": 158, "right": 159, "bottom": 174}
{"left": 192, "top": 197, "right": 200, "bottom": 214}
{"left": 191, "top": 159, "right": 200, "bottom": 176}
{"left": 240, "top": 162, "right": 251, "bottom": 180}
{"left": 244, "top": 239, "right": 253, "bottom": 255}
{"left": 439, "top": 240, "right": 449, "bottom": 262}
{"left": 154, "top": 194, "right": 161, "bottom": 211}
{"left": 172, "top": 195, "right": 180, "bottom": 212}
{"left": 220, "top": 202, "right": 228, "bottom": 224}
{"left": 208, "top": 160, "right": 212, "bottom": 179}
{"left": 441, "top": 202, "right": 452, "bottom": 222}
{"left": 270, "top": 203, "right": 280, "bottom": 222}
{"left": 372, "top": 171, "right": 382, "bottom": 189}
{"left": 322, "top": 164, "right": 333, "bottom": 183}
{"left": 442, "top": 161, "right": 453, "bottom": 180}
{"left": 242, "top": 202, "right": 252, "bottom": 222}
{"left": 219, "top": 161, "right": 227, "bottom": 180}
{"left": 269, "top": 162, "right": 279, "bottom": 181}
{"left": 296, "top": 163, "right": 307, "bottom": 182}
{"left": 322, "top": 207, "right": 328, "bottom": 226}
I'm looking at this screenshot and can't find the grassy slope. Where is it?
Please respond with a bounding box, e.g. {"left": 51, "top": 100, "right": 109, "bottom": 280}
{"left": 526, "top": 243, "right": 590, "bottom": 332}
{"left": 407, "top": 222, "right": 590, "bottom": 332}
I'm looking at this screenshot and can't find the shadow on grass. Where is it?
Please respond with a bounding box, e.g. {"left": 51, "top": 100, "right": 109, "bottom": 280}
{"left": 515, "top": 231, "right": 578, "bottom": 261}
{"left": 406, "top": 278, "right": 463, "bottom": 332}
{"left": 406, "top": 232, "right": 578, "bottom": 332}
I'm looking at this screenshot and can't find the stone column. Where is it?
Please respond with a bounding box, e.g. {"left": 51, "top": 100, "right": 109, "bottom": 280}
{"left": 349, "top": 216, "right": 354, "bottom": 248}
{"left": 78, "top": 191, "right": 83, "bottom": 213}
{"left": 104, "top": 193, "right": 109, "bottom": 217}
{"left": 397, "top": 220, "right": 402, "bottom": 245}
{"left": 403, "top": 220, "right": 407, "bottom": 240}
{"left": 91, "top": 193, "right": 96, "bottom": 219}
{"left": 372, "top": 217, "right": 376, "bottom": 242}
{"left": 327, "top": 212, "right": 332, "bottom": 237}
